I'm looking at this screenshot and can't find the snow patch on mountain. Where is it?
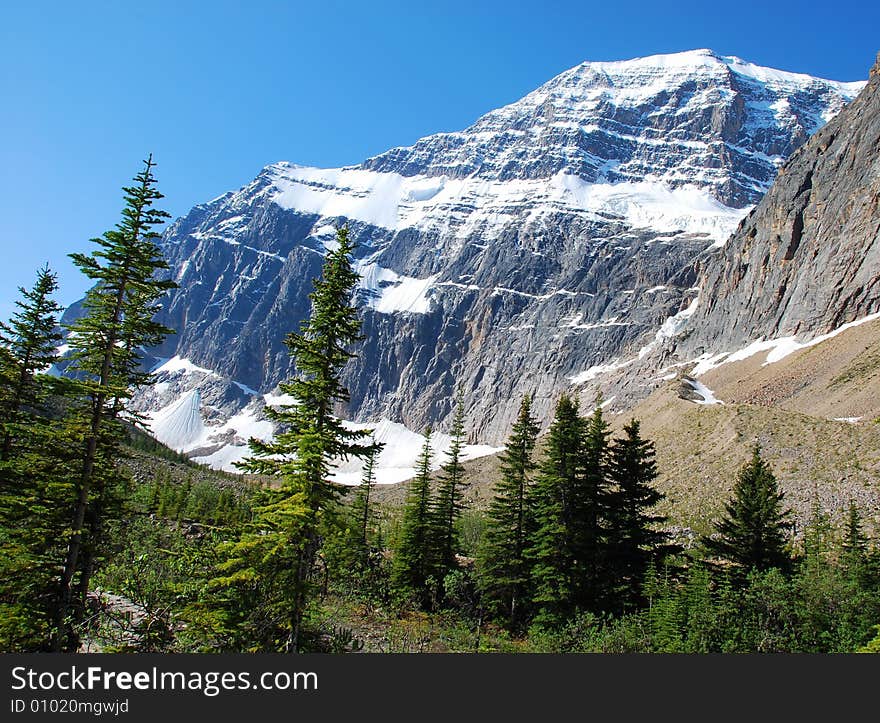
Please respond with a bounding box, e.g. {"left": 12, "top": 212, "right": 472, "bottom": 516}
{"left": 152, "top": 356, "right": 218, "bottom": 377}
{"left": 355, "top": 261, "right": 437, "bottom": 314}
{"left": 269, "top": 165, "right": 747, "bottom": 244}
{"left": 333, "top": 418, "right": 503, "bottom": 486}
{"left": 144, "top": 371, "right": 501, "bottom": 482}
{"left": 689, "top": 310, "right": 880, "bottom": 376}
{"left": 683, "top": 378, "right": 724, "bottom": 405}
{"left": 263, "top": 391, "right": 296, "bottom": 407}
{"left": 150, "top": 389, "right": 205, "bottom": 449}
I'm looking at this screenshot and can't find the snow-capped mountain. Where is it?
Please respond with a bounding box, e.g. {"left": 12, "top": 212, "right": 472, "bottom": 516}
{"left": 363, "top": 48, "right": 862, "bottom": 206}
{"left": 115, "top": 49, "right": 865, "bottom": 475}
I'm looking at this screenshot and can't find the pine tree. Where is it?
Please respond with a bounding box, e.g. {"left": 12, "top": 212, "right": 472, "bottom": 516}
{"left": 573, "top": 402, "right": 612, "bottom": 611}
{"left": 0, "top": 267, "right": 71, "bottom": 650}
{"left": 527, "top": 394, "right": 584, "bottom": 627}
{"left": 234, "top": 225, "right": 377, "bottom": 651}
{"left": 429, "top": 390, "right": 467, "bottom": 582}
{"left": 0, "top": 264, "right": 63, "bottom": 461}
{"left": 702, "top": 446, "right": 791, "bottom": 576}
{"left": 55, "top": 155, "right": 176, "bottom": 651}
{"left": 606, "top": 419, "right": 671, "bottom": 612}
{"left": 478, "top": 394, "right": 539, "bottom": 628}
{"left": 391, "top": 430, "right": 435, "bottom": 604}
{"left": 353, "top": 443, "right": 379, "bottom": 556}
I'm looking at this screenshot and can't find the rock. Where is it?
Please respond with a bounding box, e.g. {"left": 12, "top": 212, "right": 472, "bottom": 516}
{"left": 677, "top": 51, "right": 880, "bottom": 357}
{"left": 678, "top": 377, "right": 704, "bottom": 402}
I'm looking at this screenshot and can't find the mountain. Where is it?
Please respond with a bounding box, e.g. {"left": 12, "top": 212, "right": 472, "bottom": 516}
{"left": 537, "top": 52, "right": 880, "bottom": 535}
{"left": 110, "top": 49, "right": 865, "bottom": 474}
{"left": 677, "top": 52, "right": 880, "bottom": 357}
{"left": 590, "top": 51, "right": 880, "bottom": 403}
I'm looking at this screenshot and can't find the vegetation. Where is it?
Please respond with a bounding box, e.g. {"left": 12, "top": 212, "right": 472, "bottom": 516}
{"left": 54, "top": 155, "right": 176, "bottom": 651}
{"left": 202, "top": 225, "right": 379, "bottom": 652}
{"left": 391, "top": 430, "right": 436, "bottom": 605}
{"left": 702, "top": 445, "right": 791, "bottom": 575}
{"left": 428, "top": 390, "right": 467, "bottom": 586}
{"left": 0, "top": 266, "right": 69, "bottom": 650}
{"left": 1, "top": 164, "right": 878, "bottom": 654}
{"left": 477, "top": 394, "right": 539, "bottom": 629}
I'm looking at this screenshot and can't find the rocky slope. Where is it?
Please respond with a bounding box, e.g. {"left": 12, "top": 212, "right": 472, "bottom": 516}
{"left": 97, "top": 50, "right": 866, "bottom": 472}
{"left": 377, "top": 317, "right": 880, "bottom": 537}
{"left": 678, "top": 52, "right": 880, "bottom": 358}
{"left": 573, "top": 53, "right": 879, "bottom": 417}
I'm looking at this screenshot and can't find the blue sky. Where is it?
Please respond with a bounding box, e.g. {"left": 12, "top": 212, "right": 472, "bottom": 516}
{"left": 1, "top": 0, "right": 877, "bottom": 319}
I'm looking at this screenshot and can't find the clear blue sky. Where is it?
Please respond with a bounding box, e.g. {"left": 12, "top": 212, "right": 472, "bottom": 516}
{"left": 1, "top": 0, "right": 877, "bottom": 319}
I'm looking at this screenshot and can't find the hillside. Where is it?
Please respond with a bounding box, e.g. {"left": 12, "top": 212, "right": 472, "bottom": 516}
{"left": 375, "top": 318, "right": 880, "bottom": 537}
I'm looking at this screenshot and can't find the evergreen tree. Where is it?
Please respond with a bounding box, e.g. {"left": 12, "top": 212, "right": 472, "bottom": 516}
{"left": 574, "top": 402, "right": 612, "bottom": 611}
{"left": 55, "top": 155, "right": 176, "bottom": 650}
{"left": 606, "top": 419, "right": 670, "bottom": 611}
{"left": 478, "top": 393, "right": 539, "bottom": 628}
{"left": 0, "top": 267, "right": 71, "bottom": 650}
{"left": 200, "top": 485, "right": 311, "bottom": 652}
{"left": 802, "top": 497, "right": 832, "bottom": 565}
{"left": 702, "top": 446, "right": 791, "bottom": 576}
{"left": 842, "top": 501, "right": 869, "bottom": 561}
{"left": 527, "top": 394, "right": 585, "bottom": 627}
{"left": 0, "top": 264, "right": 63, "bottom": 461}
{"left": 352, "top": 443, "right": 379, "bottom": 557}
{"left": 841, "top": 500, "right": 871, "bottom": 589}
{"left": 429, "top": 390, "right": 467, "bottom": 582}
{"left": 234, "top": 225, "right": 376, "bottom": 651}
{"left": 391, "top": 430, "right": 435, "bottom": 604}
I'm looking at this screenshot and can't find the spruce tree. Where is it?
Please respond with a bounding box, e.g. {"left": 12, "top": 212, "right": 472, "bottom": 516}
{"left": 338, "top": 442, "right": 381, "bottom": 577}
{"left": 235, "top": 225, "right": 376, "bottom": 651}
{"left": 802, "top": 497, "right": 832, "bottom": 565}
{"left": 0, "top": 267, "right": 71, "bottom": 650}
{"left": 55, "top": 155, "right": 176, "bottom": 650}
{"left": 841, "top": 500, "right": 869, "bottom": 581}
{"left": 702, "top": 446, "right": 791, "bottom": 576}
{"left": 842, "top": 501, "right": 868, "bottom": 560}
{"left": 606, "top": 419, "right": 670, "bottom": 611}
{"left": 0, "top": 264, "right": 63, "bottom": 461}
{"left": 391, "top": 429, "right": 435, "bottom": 604}
{"left": 574, "top": 402, "right": 612, "bottom": 611}
{"left": 195, "top": 484, "right": 310, "bottom": 652}
{"left": 478, "top": 393, "right": 539, "bottom": 628}
{"left": 353, "top": 443, "right": 379, "bottom": 556}
{"left": 527, "top": 394, "right": 585, "bottom": 627}
{"left": 429, "top": 390, "right": 467, "bottom": 582}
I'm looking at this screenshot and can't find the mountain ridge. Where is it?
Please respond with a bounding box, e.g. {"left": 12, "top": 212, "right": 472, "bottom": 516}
{"left": 94, "top": 49, "right": 870, "bottom": 475}
{"left": 676, "top": 50, "right": 880, "bottom": 359}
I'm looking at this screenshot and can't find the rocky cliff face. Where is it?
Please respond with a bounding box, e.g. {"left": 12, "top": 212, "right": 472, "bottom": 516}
{"left": 107, "top": 50, "right": 866, "bottom": 471}
{"left": 676, "top": 53, "right": 880, "bottom": 359}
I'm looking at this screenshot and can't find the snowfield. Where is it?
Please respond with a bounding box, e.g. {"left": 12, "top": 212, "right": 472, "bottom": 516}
{"left": 269, "top": 165, "right": 748, "bottom": 246}
{"left": 146, "top": 367, "right": 501, "bottom": 482}
{"left": 689, "top": 311, "right": 880, "bottom": 377}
